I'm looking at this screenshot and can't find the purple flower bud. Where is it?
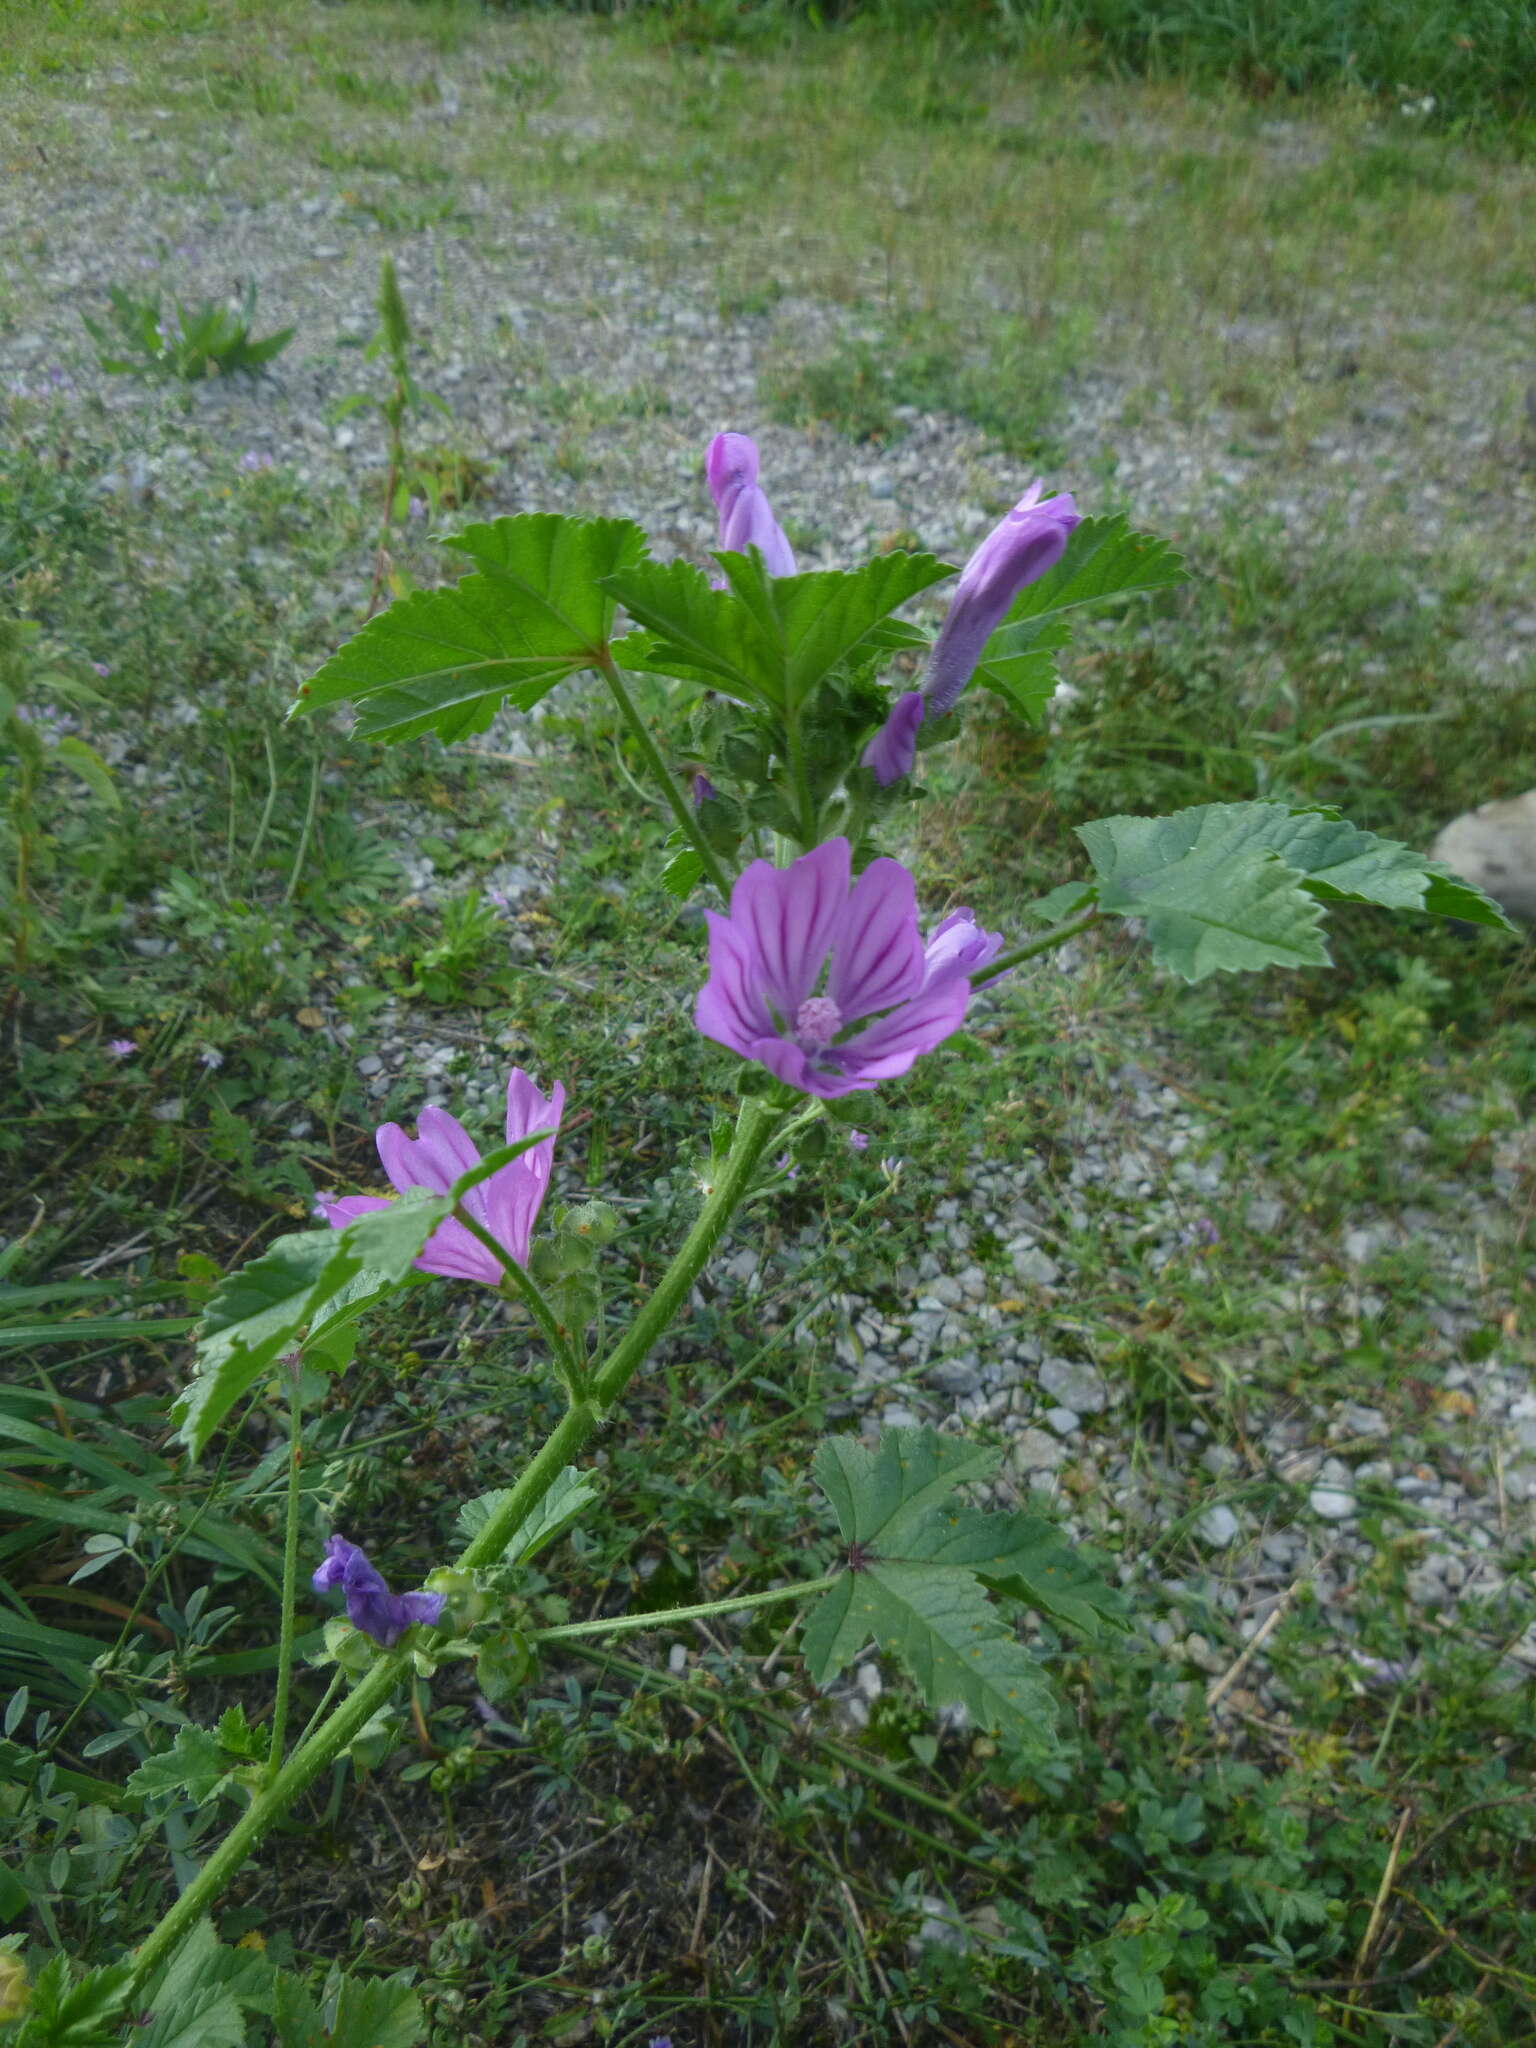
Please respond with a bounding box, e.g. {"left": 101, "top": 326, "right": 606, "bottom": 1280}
{"left": 922, "top": 481, "right": 1080, "bottom": 720}
{"left": 925, "top": 908, "right": 1008, "bottom": 986}
{"left": 691, "top": 771, "right": 718, "bottom": 808}
{"left": 861, "top": 689, "right": 925, "bottom": 788}
{"left": 312, "top": 1535, "right": 445, "bottom": 1647}
{"left": 706, "top": 433, "right": 796, "bottom": 578}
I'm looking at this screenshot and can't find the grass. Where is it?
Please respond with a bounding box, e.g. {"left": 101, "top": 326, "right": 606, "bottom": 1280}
{"left": 2, "top": 1, "right": 1535, "bottom": 2041}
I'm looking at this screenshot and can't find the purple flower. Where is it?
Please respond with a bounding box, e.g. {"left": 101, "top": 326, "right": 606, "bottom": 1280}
{"left": 862, "top": 688, "right": 925, "bottom": 788}
{"left": 198, "top": 1046, "right": 225, "bottom": 1070}
{"left": 238, "top": 449, "right": 273, "bottom": 473}
{"left": 106, "top": 1038, "right": 137, "bottom": 1060}
{"left": 312, "top": 1535, "right": 445, "bottom": 1647}
{"left": 318, "top": 1067, "right": 564, "bottom": 1284}
{"left": 1180, "top": 1216, "right": 1220, "bottom": 1249}
{"left": 407, "top": 494, "right": 426, "bottom": 521}
{"left": 706, "top": 433, "right": 796, "bottom": 578}
{"left": 91, "top": 661, "right": 111, "bottom": 679}
{"left": 691, "top": 771, "right": 719, "bottom": 808}
{"left": 923, "top": 481, "right": 1079, "bottom": 720}
{"left": 847, "top": 1129, "right": 870, "bottom": 1151}
{"left": 925, "top": 907, "right": 1007, "bottom": 986}
{"left": 694, "top": 839, "right": 998, "bottom": 1099}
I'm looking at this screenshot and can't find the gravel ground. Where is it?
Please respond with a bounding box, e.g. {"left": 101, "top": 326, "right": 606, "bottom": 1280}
{"left": 5, "top": 42, "right": 1534, "bottom": 1724}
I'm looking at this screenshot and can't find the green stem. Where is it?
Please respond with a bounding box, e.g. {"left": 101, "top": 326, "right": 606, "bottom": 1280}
{"left": 982, "top": 908, "right": 1100, "bottom": 981}
{"left": 592, "top": 1094, "right": 780, "bottom": 1411}
{"left": 129, "top": 1096, "right": 782, "bottom": 1991}
{"left": 782, "top": 703, "right": 818, "bottom": 851}
{"left": 281, "top": 748, "right": 322, "bottom": 909}
{"left": 593, "top": 649, "right": 733, "bottom": 899}
{"left": 450, "top": 1201, "right": 582, "bottom": 1398}
{"left": 533, "top": 1573, "right": 839, "bottom": 1646}
{"left": 264, "top": 1371, "right": 305, "bottom": 1781}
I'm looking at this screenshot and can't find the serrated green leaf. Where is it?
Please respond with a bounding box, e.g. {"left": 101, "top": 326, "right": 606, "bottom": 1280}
{"left": 292, "top": 514, "right": 646, "bottom": 744}
{"left": 129, "top": 1919, "right": 272, "bottom": 2048}
{"left": 803, "top": 1427, "right": 1060, "bottom": 1747}
{"left": 125, "top": 1726, "right": 238, "bottom": 1807}
{"left": 1078, "top": 799, "right": 1514, "bottom": 980}
{"left": 323, "top": 1972, "right": 426, "bottom": 2048}
{"left": 601, "top": 558, "right": 779, "bottom": 704}
{"left": 716, "top": 549, "right": 954, "bottom": 709}
{"left": 1078, "top": 811, "right": 1330, "bottom": 980}
{"left": 174, "top": 1205, "right": 445, "bottom": 1459}
{"left": 934, "top": 1510, "right": 1128, "bottom": 1639}
{"left": 969, "top": 514, "right": 1185, "bottom": 724}
{"left": 457, "top": 1465, "right": 600, "bottom": 1563}
{"left": 16, "top": 1955, "right": 135, "bottom": 2046}
{"left": 604, "top": 551, "right": 952, "bottom": 711}
{"left": 661, "top": 845, "right": 705, "bottom": 897}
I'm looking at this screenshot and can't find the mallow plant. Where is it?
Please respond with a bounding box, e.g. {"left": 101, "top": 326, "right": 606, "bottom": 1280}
{"left": 5, "top": 434, "right": 1510, "bottom": 2042}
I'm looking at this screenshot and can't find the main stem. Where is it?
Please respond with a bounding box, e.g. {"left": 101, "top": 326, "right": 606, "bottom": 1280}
{"left": 593, "top": 650, "right": 734, "bottom": 900}
{"left": 128, "top": 1094, "right": 782, "bottom": 1992}
{"left": 264, "top": 1372, "right": 305, "bottom": 1781}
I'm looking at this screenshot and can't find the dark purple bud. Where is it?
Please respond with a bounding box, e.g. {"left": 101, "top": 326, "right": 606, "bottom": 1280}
{"left": 691, "top": 771, "right": 718, "bottom": 808}
{"left": 861, "top": 689, "right": 925, "bottom": 788}
{"left": 312, "top": 1535, "right": 445, "bottom": 1647}
{"left": 922, "top": 482, "right": 1080, "bottom": 720}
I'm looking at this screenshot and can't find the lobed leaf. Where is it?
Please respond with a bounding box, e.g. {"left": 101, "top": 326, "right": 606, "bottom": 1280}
{"left": 716, "top": 549, "right": 954, "bottom": 709}
{"left": 1078, "top": 798, "right": 1515, "bottom": 981}
{"left": 456, "top": 1465, "right": 601, "bottom": 1563}
{"left": 803, "top": 1426, "right": 1122, "bottom": 1748}
{"left": 292, "top": 514, "right": 647, "bottom": 743}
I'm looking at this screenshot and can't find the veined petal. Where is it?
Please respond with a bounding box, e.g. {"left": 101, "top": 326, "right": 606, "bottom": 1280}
{"left": 414, "top": 1215, "right": 506, "bottom": 1286}
{"left": 730, "top": 840, "right": 850, "bottom": 1019}
{"left": 486, "top": 1071, "right": 566, "bottom": 1267}
{"left": 838, "top": 972, "right": 972, "bottom": 1071}
{"left": 376, "top": 1107, "right": 481, "bottom": 1198}
{"left": 827, "top": 857, "right": 924, "bottom": 1021}
{"left": 695, "top": 916, "right": 773, "bottom": 1056}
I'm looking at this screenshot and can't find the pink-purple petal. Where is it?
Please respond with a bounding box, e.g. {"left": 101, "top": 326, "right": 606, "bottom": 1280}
{"left": 837, "top": 971, "right": 972, "bottom": 1070}
{"left": 731, "top": 840, "right": 849, "bottom": 1019}
{"left": 827, "top": 858, "right": 925, "bottom": 1022}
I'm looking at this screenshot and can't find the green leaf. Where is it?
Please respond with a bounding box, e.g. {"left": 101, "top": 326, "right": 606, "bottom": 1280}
{"left": 969, "top": 514, "right": 1186, "bottom": 725}
{"left": 174, "top": 1205, "right": 447, "bottom": 1459}
{"left": 51, "top": 735, "right": 119, "bottom": 808}
{"left": 801, "top": 1427, "right": 1058, "bottom": 1747}
{"left": 292, "top": 514, "right": 647, "bottom": 743}
{"left": 1077, "top": 799, "right": 1515, "bottom": 981}
{"left": 129, "top": 1920, "right": 272, "bottom": 2048}
{"left": 1077, "top": 812, "right": 1329, "bottom": 981}
{"left": 457, "top": 1465, "right": 600, "bottom": 1562}
{"left": 449, "top": 1125, "right": 556, "bottom": 1203}
{"left": 125, "top": 1725, "right": 242, "bottom": 1807}
{"left": 716, "top": 549, "right": 954, "bottom": 709}
{"left": 15, "top": 1955, "right": 135, "bottom": 2047}
{"left": 603, "top": 551, "right": 952, "bottom": 711}
{"left": 1018, "top": 880, "right": 1097, "bottom": 927}
{"left": 601, "top": 558, "right": 778, "bottom": 705}
{"left": 323, "top": 1971, "right": 426, "bottom": 2048}
{"left": 661, "top": 846, "right": 705, "bottom": 897}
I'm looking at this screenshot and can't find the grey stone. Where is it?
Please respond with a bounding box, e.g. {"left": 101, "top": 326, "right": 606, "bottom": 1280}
{"left": 1012, "top": 1245, "right": 1061, "bottom": 1286}
{"left": 1009, "top": 1428, "right": 1067, "bottom": 1475}
{"left": 1044, "top": 1406, "right": 1081, "bottom": 1436}
{"left": 1039, "top": 1356, "right": 1108, "bottom": 1414}
{"left": 1197, "top": 1504, "right": 1241, "bottom": 1548}
{"left": 357, "top": 1054, "right": 383, "bottom": 1077}
{"left": 926, "top": 1355, "right": 983, "bottom": 1398}
{"left": 1310, "top": 1486, "right": 1356, "bottom": 1520}
{"left": 1430, "top": 790, "right": 1536, "bottom": 927}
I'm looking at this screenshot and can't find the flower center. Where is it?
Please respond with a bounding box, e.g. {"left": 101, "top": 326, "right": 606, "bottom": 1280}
{"left": 794, "top": 996, "right": 844, "bottom": 1050}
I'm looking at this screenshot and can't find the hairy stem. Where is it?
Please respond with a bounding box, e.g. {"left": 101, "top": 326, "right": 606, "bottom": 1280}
{"left": 264, "top": 1370, "right": 305, "bottom": 1782}
{"left": 982, "top": 908, "right": 1101, "bottom": 981}
{"left": 450, "top": 1200, "right": 582, "bottom": 1398}
{"left": 533, "top": 1573, "right": 839, "bottom": 1646}
{"left": 128, "top": 1095, "right": 782, "bottom": 1990}
{"left": 593, "top": 649, "right": 733, "bottom": 899}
